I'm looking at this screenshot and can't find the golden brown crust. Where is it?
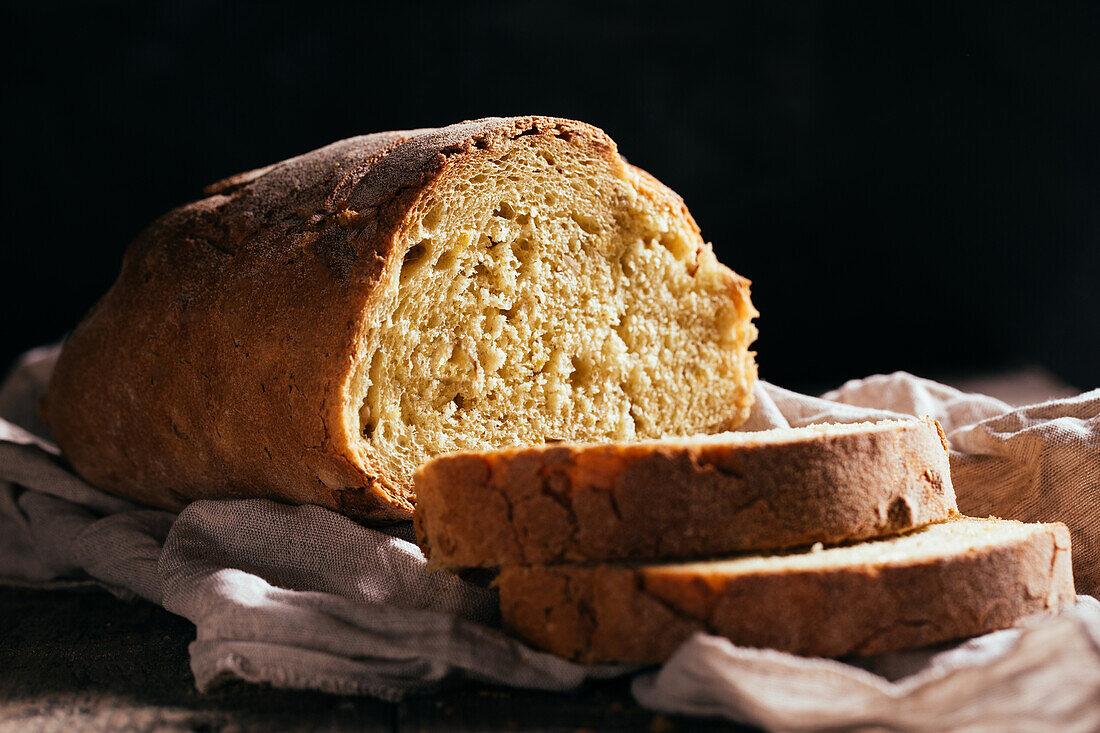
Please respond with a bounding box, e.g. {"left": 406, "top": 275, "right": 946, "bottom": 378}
{"left": 496, "top": 520, "right": 1076, "bottom": 663}
{"left": 414, "top": 418, "right": 959, "bottom": 565}
{"left": 43, "top": 116, "right": 676, "bottom": 522}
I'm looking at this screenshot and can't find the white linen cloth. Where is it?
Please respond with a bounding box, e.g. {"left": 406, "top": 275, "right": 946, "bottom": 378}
{"left": 1, "top": 344, "right": 1098, "bottom": 731}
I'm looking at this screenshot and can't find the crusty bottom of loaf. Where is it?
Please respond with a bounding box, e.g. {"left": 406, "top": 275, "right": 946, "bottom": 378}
{"left": 496, "top": 517, "right": 1076, "bottom": 663}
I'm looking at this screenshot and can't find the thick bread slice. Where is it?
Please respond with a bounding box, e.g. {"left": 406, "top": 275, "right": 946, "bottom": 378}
{"left": 41, "top": 116, "right": 757, "bottom": 522}
{"left": 496, "top": 518, "right": 1075, "bottom": 663}
{"left": 414, "top": 418, "right": 958, "bottom": 566}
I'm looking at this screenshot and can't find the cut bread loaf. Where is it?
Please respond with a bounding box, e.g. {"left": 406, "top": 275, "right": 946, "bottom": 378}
{"left": 41, "top": 116, "right": 757, "bottom": 521}
{"left": 414, "top": 418, "right": 958, "bottom": 566}
{"left": 497, "top": 517, "right": 1075, "bottom": 663}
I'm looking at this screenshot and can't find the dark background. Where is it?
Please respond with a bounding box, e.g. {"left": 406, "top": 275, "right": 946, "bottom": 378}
{"left": 3, "top": 1, "right": 1098, "bottom": 393}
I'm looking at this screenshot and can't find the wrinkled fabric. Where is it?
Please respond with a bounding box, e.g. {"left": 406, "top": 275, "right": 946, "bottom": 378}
{"left": 1, "top": 345, "right": 1097, "bottom": 728}
{"left": 634, "top": 597, "right": 1100, "bottom": 733}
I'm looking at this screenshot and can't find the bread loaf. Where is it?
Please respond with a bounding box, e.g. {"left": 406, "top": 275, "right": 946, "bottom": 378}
{"left": 42, "top": 117, "right": 757, "bottom": 521}
{"left": 496, "top": 517, "right": 1076, "bottom": 663}
{"left": 415, "top": 418, "right": 959, "bottom": 566}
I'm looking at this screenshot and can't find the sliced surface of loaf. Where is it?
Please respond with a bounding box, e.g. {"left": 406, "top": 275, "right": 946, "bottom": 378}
{"left": 496, "top": 517, "right": 1075, "bottom": 663}
{"left": 42, "top": 116, "right": 757, "bottom": 521}
{"left": 414, "top": 418, "right": 958, "bottom": 565}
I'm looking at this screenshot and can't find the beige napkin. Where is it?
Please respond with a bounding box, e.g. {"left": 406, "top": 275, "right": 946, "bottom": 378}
{"left": 1, "top": 345, "right": 1097, "bottom": 730}
{"left": 634, "top": 601, "right": 1100, "bottom": 732}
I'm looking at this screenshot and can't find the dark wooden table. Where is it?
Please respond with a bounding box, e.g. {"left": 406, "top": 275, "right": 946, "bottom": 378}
{"left": 0, "top": 587, "right": 749, "bottom": 732}
{"left": 0, "top": 369, "right": 1077, "bottom": 732}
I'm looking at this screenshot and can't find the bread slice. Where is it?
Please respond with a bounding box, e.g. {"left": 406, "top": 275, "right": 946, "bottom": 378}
{"left": 496, "top": 517, "right": 1075, "bottom": 663}
{"left": 41, "top": 117, "right": 757, "bottom": 521}
{"left": 414, "top": 418, "right": 958, "bottom": 566}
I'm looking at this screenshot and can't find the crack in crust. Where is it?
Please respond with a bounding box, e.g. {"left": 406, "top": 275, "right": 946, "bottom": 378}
{"left": 851, "top": 617, "right": 936, "bottom": 656}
